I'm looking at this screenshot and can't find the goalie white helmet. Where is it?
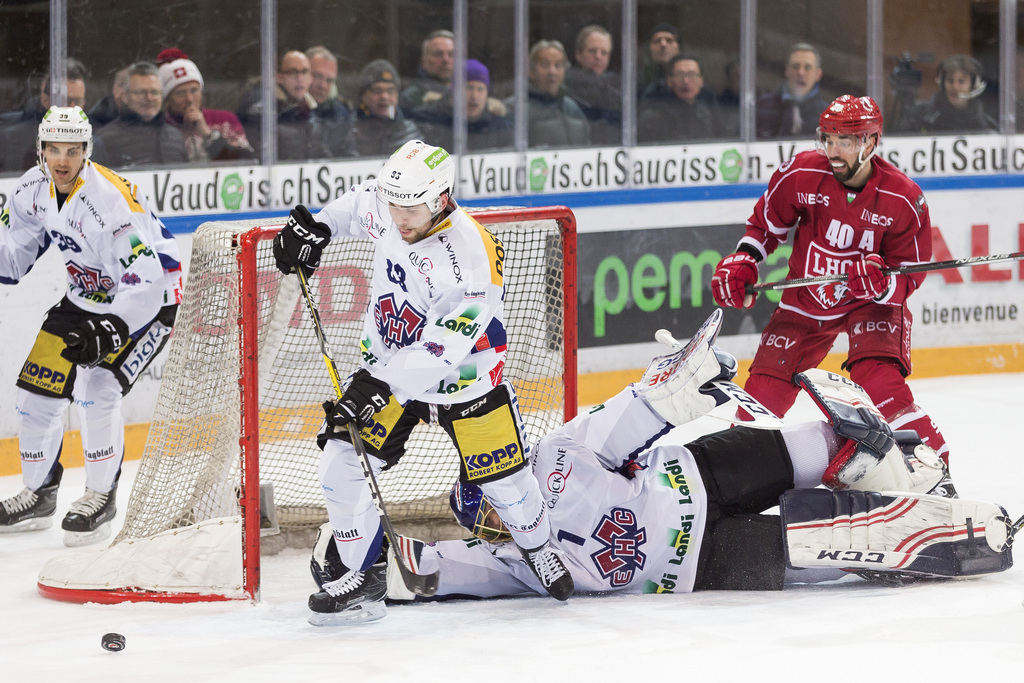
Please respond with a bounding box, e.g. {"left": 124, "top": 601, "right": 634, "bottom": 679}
{"left": 37, "top": 105, "right": 93, "bottom": 171}
{"left": 376, "top": 140, "right": 454, "bottom": 216}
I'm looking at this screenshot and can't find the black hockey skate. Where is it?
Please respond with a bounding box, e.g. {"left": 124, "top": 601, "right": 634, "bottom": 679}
{"left": 521, "top": 543, "right": 575, "bottom": 601}
{"left": 0, "top": 463, "right": 62, "bottom": 533}
{"left": 61, "top": 483, "right": 117, "bottom": 547}
{"left": 308, "top": 561, "right": 388, "bottom": 626}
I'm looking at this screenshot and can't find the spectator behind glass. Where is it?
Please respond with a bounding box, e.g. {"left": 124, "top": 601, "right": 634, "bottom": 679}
{"left": 506, "top": 40, "right": 590, "bottom": 149}
{"left": 1, "top": 58, "right": 93, "bottom": 172}
{"left": 1016, "top": 48, "right": 1024, "bottom": 133}
{"left": 92, "top": 61, "right": 187, "bottom": 169}
{"left": 565, "top": 24, "right": 622, "bottom": 146}
{"left": 637, "top": 54, "right": 719, "bottom": 144}
{"left": 898, "top": 55, "right": 996, "bottom": 134}
{"left": 638, "top": 23, "right": 680, "bottom": 97}
{"left": 236, "top": 50, "right": 332, "bottom": 161}
{"left": 411, "top": 58, "right": 512, "bottom": 152}
{"left": 716, "top": 59, "right": 741, "bottom": 138}
{"left": 399, "top": 30, "right": 456, "bottom": 112}
{"left": 156, "top": 48, "right": 254, "bottom": 162}
{"left": 352, "top": 58, "right": 422, "bottom": 157}
{"left": 305, "top": 46, "right": 356, "bottom": 158}
{"left": 756, "top": 42, "right": 828, "bottom": 139}
{"left": 88, "top": 67, "right": 129, "bottom": 129}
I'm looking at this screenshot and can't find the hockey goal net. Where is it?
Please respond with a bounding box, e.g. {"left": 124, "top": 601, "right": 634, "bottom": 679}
{"left": 37, "top": 205, "right": 577, "bottom": 603}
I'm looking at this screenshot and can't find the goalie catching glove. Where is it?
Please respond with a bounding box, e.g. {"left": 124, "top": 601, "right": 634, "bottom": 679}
{"left": 60, "top": 314, "right": 129, "bottom": 367}
{"left": 637, "top": 309, "right": 730, "bottom": 426}
{"left": 274, "top": 205, "right": 331, "bottom": 277}
{"left": 324, "top": 370, "right": 392, "bottom": 430}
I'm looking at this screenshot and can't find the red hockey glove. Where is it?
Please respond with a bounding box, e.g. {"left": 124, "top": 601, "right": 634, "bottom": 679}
{"left": 711, "top": 252, "right": 759, "bottom": 309}
{"left": 847, "top": 254, "right": 889, "bottom": 300}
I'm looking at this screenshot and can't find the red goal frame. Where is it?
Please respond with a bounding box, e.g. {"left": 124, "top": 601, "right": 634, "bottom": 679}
{"left": 37, "top": 205, "right": 577, "bottom": 604}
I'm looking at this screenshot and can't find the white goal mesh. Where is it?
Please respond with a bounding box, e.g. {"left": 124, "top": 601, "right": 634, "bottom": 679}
{"left": 37, "top": 206, "right": 577, "bottom": 602}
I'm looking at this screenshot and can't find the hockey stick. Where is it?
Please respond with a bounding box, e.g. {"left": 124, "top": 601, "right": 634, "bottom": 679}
{"left": 295, "top": 268, "right": 440, "bottom": 597}
{"left": 748, "top": 250, "right": 1024, "bottom": 294}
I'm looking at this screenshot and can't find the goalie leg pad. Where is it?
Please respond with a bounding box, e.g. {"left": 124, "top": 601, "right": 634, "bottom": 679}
{"left": 780, "top": 489, "right": 1013, "bottom": 578}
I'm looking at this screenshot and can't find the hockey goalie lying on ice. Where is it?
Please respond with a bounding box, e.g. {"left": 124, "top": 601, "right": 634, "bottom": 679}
{"left": 310, "top": 310, "right": 1014, "bottom": 623}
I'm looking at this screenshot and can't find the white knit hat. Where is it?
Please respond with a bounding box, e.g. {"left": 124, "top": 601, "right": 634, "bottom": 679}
{"left": 157, "top": 48, "right": 204, "bottom": 97}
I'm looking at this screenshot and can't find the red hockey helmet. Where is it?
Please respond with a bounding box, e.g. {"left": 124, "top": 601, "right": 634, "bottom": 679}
{"left": 818, "top": 95, "right": 883, "bottom": 139}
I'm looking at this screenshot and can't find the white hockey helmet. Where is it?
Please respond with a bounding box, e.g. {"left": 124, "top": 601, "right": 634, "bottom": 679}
{"left": 37, "top": 106, "right": 93, "bottom": 168}
{"left": 376, "top": 140, "right": 455, "bottom": 216}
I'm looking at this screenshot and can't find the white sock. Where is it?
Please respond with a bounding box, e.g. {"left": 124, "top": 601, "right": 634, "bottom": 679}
{"left": 780, "top": 421, "right": 840, "bottom": 488}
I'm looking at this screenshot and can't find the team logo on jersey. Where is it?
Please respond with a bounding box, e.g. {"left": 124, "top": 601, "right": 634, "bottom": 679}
{"left": 66, "top": 261, "right": 114, "bottom": 293}
{"left": 118, "top": 234, "right": 154, "bottom": 269}
{"left": 815, "top": 281, "right": 847, "bottom": 307}
{"left": 360, "top": 211, "right": 387, "bottom": 240}
{"left": 590, "top": 508, "right": 647, "bottom": 587}
{"left": 424, "top": 341, "right": 444, "bottom": 357}
{"left": 914, "top": 193, "right": 927, "bottom": 216}
{"left": 436, "top": 365, "right": 476, "bottom": 395}
{"left": 436, "top": 304, "right": 483, "bottom": 337}
{"left": 658, "top": 460, "right": 696, "bottom": 505}
{"left": 409, "top": 251, "right": 433, "bottom": 274}
{"left": 374, "top": 293, "right": 426, "bottom": 348}
{"left": 121, "top": 272, "right": 141, "bottom": 286}
{"left": 488, "top": 359, "right": 504, "bottom": 387}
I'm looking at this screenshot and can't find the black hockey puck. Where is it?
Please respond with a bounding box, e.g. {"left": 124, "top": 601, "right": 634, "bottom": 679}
{"left": 101, "top": 632, "right": 126, "bottom": 652}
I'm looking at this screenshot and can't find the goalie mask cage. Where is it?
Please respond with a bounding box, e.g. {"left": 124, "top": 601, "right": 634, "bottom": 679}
{"left": 37, "top": 205, "right": 577, "bottom": 603}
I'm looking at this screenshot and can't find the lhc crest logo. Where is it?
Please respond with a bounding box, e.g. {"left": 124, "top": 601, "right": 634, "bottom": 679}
{"left": 66, "top": 261, "right": 114, "bottom": 292}
{"left": 815, "top": 281, "right": 847, "bottom": 308}
{"left": 374, "top": 293, "right": 426, "bottom": 348}
{"left": 590, "top": 508, "right": 646, "bottom": 587}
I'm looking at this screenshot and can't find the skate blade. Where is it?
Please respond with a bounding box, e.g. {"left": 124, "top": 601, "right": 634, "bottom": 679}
{"left": 62, "top": 523, "right": 112, "bottom": 548}
{"left": 0, "top": 516, "right": 54, "bottom": 533}
{"left": 308, "top": 601, "right": 387, "bottom": 626}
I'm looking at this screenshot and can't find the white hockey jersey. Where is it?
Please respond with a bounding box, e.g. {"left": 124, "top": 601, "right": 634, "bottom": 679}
{"left": 315, "top": 181, "right": 508, "bottom": 405}
{"left": 0, "top": 161, "right": 182, "bottom": 334}
{"left": 418, "top": 387, "right": 710, "bottom": 597}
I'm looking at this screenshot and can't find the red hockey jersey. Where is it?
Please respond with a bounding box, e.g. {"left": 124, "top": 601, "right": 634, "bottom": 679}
{"left": 739, "top": 150, "right": 931, "bottom": 320}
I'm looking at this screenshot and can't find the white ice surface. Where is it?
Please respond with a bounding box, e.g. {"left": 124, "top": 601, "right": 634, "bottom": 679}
{"left": 2, "top": 374, "right": 1024, "bottom": 681}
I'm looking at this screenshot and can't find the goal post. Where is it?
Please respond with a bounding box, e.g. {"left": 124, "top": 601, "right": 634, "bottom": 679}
{"left": 36, "top": 205, "right": 578, "bottom": 603}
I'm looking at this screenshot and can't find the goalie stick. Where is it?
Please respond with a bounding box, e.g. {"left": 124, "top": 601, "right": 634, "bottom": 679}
{"left": 747, "top": 250, "right": 1024, "bottom": 293}
{"left": 295, "top": 268, "right": 440, "bottom": 597}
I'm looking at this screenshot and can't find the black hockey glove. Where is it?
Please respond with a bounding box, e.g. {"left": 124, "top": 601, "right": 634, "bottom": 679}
{"left": 273, "top": 205, "right": 331, "bottom": 277}
{"left": 60, "top": 314, "right": 130, "bottom": 367}
{"left": 324, "top": 370, "right": 393, "bottom": 429}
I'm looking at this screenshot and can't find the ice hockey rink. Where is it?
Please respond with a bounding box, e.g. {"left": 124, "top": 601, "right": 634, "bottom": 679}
{"left": 3, "top": 372, "right": 1023, "bottom": 681}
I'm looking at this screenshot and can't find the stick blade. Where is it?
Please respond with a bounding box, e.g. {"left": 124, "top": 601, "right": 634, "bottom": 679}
{"left": 400, "top": 566, "right": 440, "bottom": 597}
